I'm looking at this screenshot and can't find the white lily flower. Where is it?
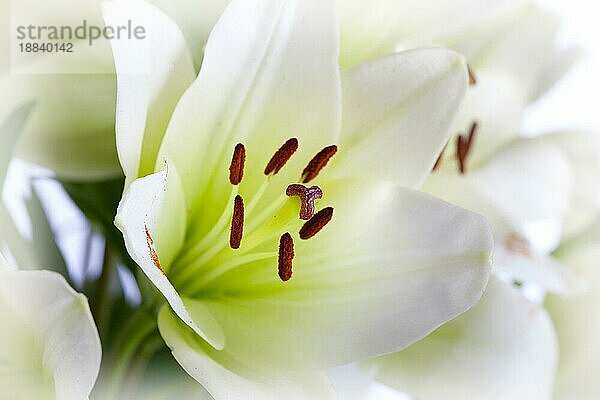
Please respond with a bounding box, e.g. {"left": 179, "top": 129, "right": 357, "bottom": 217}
{"left": 0, "top": 255, "right": 101, "bottom": 400}
{"left": 370, "top": 277, "right": 558, "bottom": 400}
{"left": 363, "top": 281, "right": 564, "bottom": 400}
{"left": 425, "top": 137, "right": 575, "bottom": 293}
{"left": 106, "top": 0, "right": 493, "bottom": 397}
{"left": 360, "top": 136, "right": 571, "bottom": 400}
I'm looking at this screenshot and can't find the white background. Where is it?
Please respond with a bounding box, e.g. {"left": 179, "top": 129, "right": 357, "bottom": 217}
{"left": 525, "top": 0, "right": 600, "bottom": 134}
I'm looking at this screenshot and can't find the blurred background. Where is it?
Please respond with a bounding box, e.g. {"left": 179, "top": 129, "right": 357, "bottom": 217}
{"left": 524, "top": 0, "right": 600, "bottom": 133}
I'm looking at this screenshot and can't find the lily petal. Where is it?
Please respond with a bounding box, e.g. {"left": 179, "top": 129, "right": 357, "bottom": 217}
{"left": 157, "top": 0, "right": 341, "bottom": 206}
{"left": 541, "top": 132, "right": 600, "bottom": 241}
{"left": 548, "top": 239, "right": 600, "bottom": 400}
{"left": 494, "top": 245, "right": 582, "bottom": 296}
{"left": 194, "top": 179, "right": 492, "bottom": 370}
{"left": 334, "top": 48, "right": 467, "bottom": 188}
{"left": 424, "top": 138, "right": 573, "bottom": 251}
{"left": 445, "top": 4, "right": 562, "bottom": 100}
{"left": 1, "top": 0, "right": 120, "bottom": 180}
{"left": 370, "top": 277, "right": 558, "bottom": 400}
{"left": 337, "top": 0, "right": 528, "bottom": 68}
{"left": 148, "top": 0, "right": 230, "bottom": 70}
{"left": 0, "top": 68, "right": 118, "bottom": 180}
{"left": 448, "top": 70, "right": 526, "bottom": 168}
{"left": 114, "top": 162, "right": 225, "bottom": 349}
{"left": 158, "top": 306, "right": 336, "bottom": 400}
{"left": 103, "top": 0, "right": 196, "bottom": 183}
{"left": 0, "top": 266, "right": 101, "bottom": 400}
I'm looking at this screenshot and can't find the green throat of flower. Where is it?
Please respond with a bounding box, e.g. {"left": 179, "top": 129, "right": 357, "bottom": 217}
{"left": 153, "top": 138, "right": 339, "bottom": 296}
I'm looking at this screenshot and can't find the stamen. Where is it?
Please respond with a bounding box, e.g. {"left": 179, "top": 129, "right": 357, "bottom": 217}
{"left": 299, "top": 207, "right": 333, "bottom": 240}
{"left": 278, "top": 232, "right": 294, "bottom": 281}
{"left": 229, "top": 143, "right": 246, "bottom": 185}
{"left": 144, "top": 224, "right": 164, "bottom": 274}
{"left": 301, "top": 145, "right": 337, "bottom": 183}
{"left": 432, "top": 143, "right": 447, "bottom": 172}
{"left": 229, "top": 195, "right": 244, "bottom": 249}
{"left": 457, "top": 135, "right": 469, "bottom": 174}
{"left": 467, "top": 64, "right": 477, "bottom": 86}
{"left": 456, "top": 121, "right": 478, "bottom": 174}
{"left": 467, "top": 121, "right": 478, "bottom": 148}
{"left": 264, "top": 138, "right": 299, "bottom": 176}
{"left": 286, "top": 184, "right": 323, "bottom": 220}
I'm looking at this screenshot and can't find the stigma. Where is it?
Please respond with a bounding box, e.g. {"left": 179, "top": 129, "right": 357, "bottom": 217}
{"left": 286, "top": 184, "right": 323, "bottom": 220}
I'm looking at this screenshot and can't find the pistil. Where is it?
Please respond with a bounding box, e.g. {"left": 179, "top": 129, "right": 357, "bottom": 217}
{"left": 286, "top": 184, "right": 323, "bottom": 220}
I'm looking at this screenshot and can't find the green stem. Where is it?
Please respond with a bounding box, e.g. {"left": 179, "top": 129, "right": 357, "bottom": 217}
{"left": 106, "top": 309, "right": 158, "bottom": 399}
{"left": 92, "top": 243, "right": 113, "bottom": 341}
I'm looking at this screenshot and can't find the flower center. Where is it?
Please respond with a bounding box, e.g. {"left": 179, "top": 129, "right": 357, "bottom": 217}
{"left": 170, "top": 138, "right": 338, "bottom": 294}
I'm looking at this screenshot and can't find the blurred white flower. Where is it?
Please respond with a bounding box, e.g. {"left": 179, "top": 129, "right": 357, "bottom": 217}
{"left": 370, "top": 277, "right": 558, "bottom": 400}
{"left": 547, "top": 221, "right": 600, "bottom": 400}
{"left": 350, "top": 3, "right": 589, "bottom": 399}
{"left": 0, "top": 255, "right": 101, "bottom": 400}
{"left": 0, "top": 0, "right": 118, "bottom": 180}
{"left": 105, "top": 0, "right": 493, "bottom": 398}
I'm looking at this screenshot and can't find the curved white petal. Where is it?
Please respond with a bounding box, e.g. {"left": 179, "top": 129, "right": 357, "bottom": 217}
{"left": 114, "top": 162, "right": 225, "bottom": 349}
{"left": 337, "top": 0, "right": 528, "bottom": 68}
{"left": 0, "top": 267, "right": 101, "bottom": 400}
{"left": 158, "top": 306, "right": 336, "bottom": 400}
{"left": 494, "top": 245, "right": 582, "bottom": 296}
{"left": 371, "top": 277, "right": 558, "bottom": 400}
{"left": 103, "top": 0, "right": 196, "bottom": 183}
{"left": 194, "top": 179, "right": 492, "bottom": 370}
{"left": 1, "top": 0, "right": 120, "bottom": 179}
{"left": 424, "top": 137, "right": 573, "bottom": 252}
{"left": 447, "top": 70, "right": 526, "bottom": 168}
{"left": 148, "top": 0, "right": 230, "bottom": 69}
{"left": 1, "top": 69, "right": 119, "bottom": 180}
{"left": 334, "top": 48, "right": 467, "bottom": 188}
{"left": 157, "top": 0, "right": 341, "bottom": 206}
{"left": 548, "top": 239, "right": 600, "bottom": 400}
{"left": 445, "top": 4, "right": 561, "bottom": 100}
{"left": 541, "top": 132, "right": 600, "bottom": 241}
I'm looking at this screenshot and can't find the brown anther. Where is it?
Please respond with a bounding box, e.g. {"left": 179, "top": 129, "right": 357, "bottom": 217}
{"left": 456, "top": 121, "right": 478, "bottom": 174}
{"left": 286, "top": 184, "right": 323, "bottom": 220}
{"left": 229, "top": 143, "right": 246, "bottom": 185}
{"left": 278, "top": 232, "right": 294, "bottom": 281}
{"left": 144, "top": 224, "right": 164, "bottom": 274}
{"left": 432, "top": 143, "right": 447, "bottom": 172}
{"left": 467, "top": 64, "right": 477, "bottom": 86}
{"left": 229, "top": 195, "right": 244, "bottom": 249}
{"left": 264, "top": 138, "right": 299, "bottom": 176}
{"left": 467, "top": 121, "right": 478, "bottom": 148}
{"left": 301, "top": 145, "right": 337, "bottom": 183}
{"left": 457, "top": 135, "right": 468, "bottom": 174}
{"left": 299, "top": 207, "right": 333, "bottom": 240}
